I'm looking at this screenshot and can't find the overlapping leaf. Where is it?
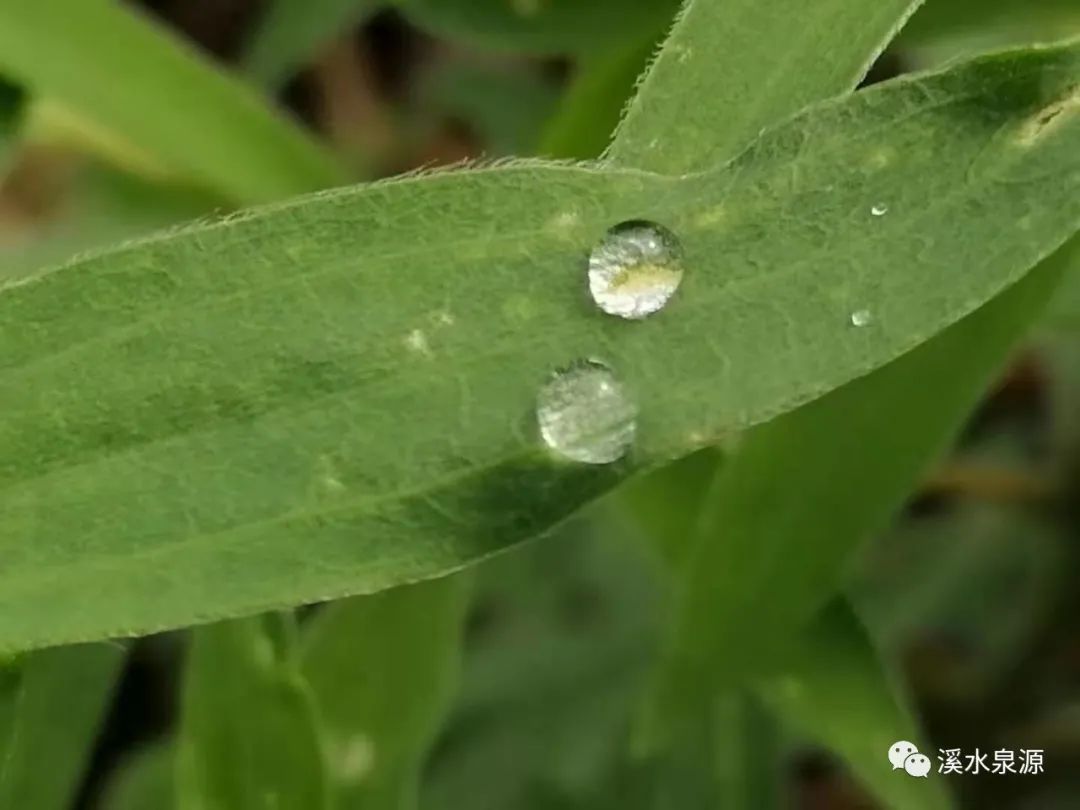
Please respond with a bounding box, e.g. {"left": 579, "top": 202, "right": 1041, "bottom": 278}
{"left": 0, "top": 0, "right": 341, "bottom": 203}
{"left": 245, "top": 0, "right": 385, "bottom": 88}
{"left": 301, "top": 579, "right": 468, "bottom": 808}
{"left": 610, "top": 0, "right": 927, "bottom": 172}
{"left": 0, "top": 644, "right": 125, "bottom": 810}
{"left": 177, "top": 615, "right": 328, "bottom": 810}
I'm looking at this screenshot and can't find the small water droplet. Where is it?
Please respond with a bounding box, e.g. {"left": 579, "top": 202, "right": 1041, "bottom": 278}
{"left": 870, "top": 203, "right": 889, "bottom": 217}
{"left": 588, "top": 221, "right": 684, "bottom": 319}
{"left": 536, "top": 359, "right": 637, "bottom": 464}
{"left": 850, "top": 309, "right": 873, "bottom": 327}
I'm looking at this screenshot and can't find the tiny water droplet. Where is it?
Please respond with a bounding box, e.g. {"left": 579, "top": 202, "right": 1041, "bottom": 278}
{"left": 588, "top": 221, "right": 684, "bottom": 319}
{"left": 870, "top": 203, "right": 889, "bottom": 217}
{"left": 536, "top": 359, "right": 636, "bottom": 464}
{"left": 850, "top": 309, "right": 873, "bottom": 327}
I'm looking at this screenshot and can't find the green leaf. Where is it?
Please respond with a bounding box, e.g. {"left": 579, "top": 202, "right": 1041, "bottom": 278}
{"left": 177, "top": 615, "right": 330, "bottom": 810}
{"left": 301, "top": 578, "right": 468, "bottom": 809}
{"left": 609, "top": 0, "right": 927, "bottom": 174}
{"left": 0, "top": 643, "right": 125, "bottom": 810}
{"left": 852, "top": 502, "right": 1065, "bottom": 694}
{"left": 417, "top": 62, "right": 561, "bottom": 156}
{"left": 614, "top": 447, "right": 722, "bottom": 566}
{"left": 712, "top": 693, "right": 782, "bottom": 809}
{"left": 1, "top": 43, "right": 1079, "bottom": 652}
{"left": 245, "top": 0, "right": 384, "bottom": 89}
{"left": 0, "top": 0, "right": 342, "bottom": 203}
{"left": 398, "top": 0, "right": 679, "bottom": 55}
{"left": 900, "top": 0, "right": 1080, "bottom": 65}
{"left": 426, "top": 520, "right": 659, "bottom": 809}
{"left": 648, "top": 238, "right": 1076, "bottom": 741}
{"left": 757, "top": 602, "right": 951, "bottom": 810}
{"left": 1048, "top": 261, "right": 1080, "bottom": 330}
{"left": 620, "top": 457, "right": 941, "bottom": 809}
{"left": 102, "top": 743, "right": 175, "bottom": 810}
{"left": 0, "top": 75, "right": 24, "bottom": 172}
{"left": 539, "top": 36, "right": 660, "bottom": 160}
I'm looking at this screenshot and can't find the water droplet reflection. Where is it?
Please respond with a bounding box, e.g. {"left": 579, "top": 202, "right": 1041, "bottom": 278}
{"left": 588, "top": 221, "right": 684, "bottom": 319}
{"left": 536, "top": 359, "right": 636, "bottom": 464}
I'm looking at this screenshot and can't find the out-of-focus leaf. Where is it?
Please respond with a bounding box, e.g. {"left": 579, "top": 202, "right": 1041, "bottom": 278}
{"left": 425, "top": 522, "right": 659, "bottom": 810}
{"left": 0, "top": 0, "right": 341, "bottom": 203}
{"left": 625, "top": 463, "right": 942, "bottom": 809}
{"left": 0, "top": 643, "right": 125, "bottom": 810}
{"left": 758, "top": 601, "right": 951, "bottom": 810}
{"left": 417, "top": 61, "right": 560, "bottom": 155}
{"left": 852, "top": 503, "right": 1065, "bottom": 698}
{"left": 0, "top": 76, "right": 24, "bottom": 172}
{"left": 539, "top": 35, "right": 659, "bottom": 160}
{"left": 177, "top": 615, "right": 329, "bottom": 810}
{"left": 398, "top": 0, "right": 679, "bottom": 56}
{"left": 614, "top": 447, "right": 722, "bottom": 566}
{"left": 1041, "top": 325, "right": 1080, "bottom": 458}
{"left": 900, "top": 0, "right": 1080, "bottom": 66}
{"left": 301, "top": 578, "right": 468, "bottom": 809}
{"left": 102, "top": 743, "right": 175, "bottom": 810}
{"left": 0, "top": 658, "right": 21, "bottom": 779}
{"left": 609, "top": 0, "right": 927, "bottom": 174}
{"left": 0, "top": 160, "right": 217, "bottom": 283}
{"left": 1, "top": 45, "right": 1079, "bottom": 652}
{"left": 1046, "top": 259, "right": 1080, "bottom": 331}
{"left": 245, "top": 0, "right": 384, "bottom": 88}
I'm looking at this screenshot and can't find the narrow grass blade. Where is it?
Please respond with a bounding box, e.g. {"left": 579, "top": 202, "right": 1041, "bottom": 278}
{"left": 609, "top": 0, "right": 927, "bottom": 173}
{"left": 0, "top": 0, "right": 342, "bottom": 203}
{"left": 757, "top": 601, "right": 952, "bottom": 810}
{"left": 0, "top": 644, "right": 125, "bottom": 810}
{"left": 302, "top": 578, "right": 469, "bottom": 808}
{"left": 177, "top": 615, "right": 330, "bottom": 810}
{"left": 102, "top": 743, "right": 175, "bottom": 810}
{"left": 245, "top": 0, "right": 384, "bottom": 89}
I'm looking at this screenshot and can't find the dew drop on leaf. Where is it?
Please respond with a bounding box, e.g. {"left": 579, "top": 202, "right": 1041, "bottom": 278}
{"left": 588, "top": 220, "right": 684, "bottom": 319}
{"left": 850, "top": 309, "right": 873, "bottom": 327}
{"left": 870, "top": 203, "right": 889, "bottom": 217}
{"left": 536, "top": 359, "right": 637, "bottom": 464}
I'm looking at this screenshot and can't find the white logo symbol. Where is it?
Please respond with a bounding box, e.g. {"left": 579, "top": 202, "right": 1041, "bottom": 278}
{"left": 889, "top": 741, "right": 929, "bottom": 777}
{"left": 905, "top": 753, "right": 931, "bottom": 778}
{"left": 889, "top": 740, "right": 918, "bottom": 770}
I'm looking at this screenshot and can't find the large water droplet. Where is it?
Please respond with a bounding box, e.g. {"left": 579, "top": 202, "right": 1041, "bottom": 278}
{"left": 536, "top": 359, "right": 637, "bottom": 464}
{"left": 870, "top": 203, "right": 889, "bottom": 217}
{"left": 588, "top": 221, "right": 684, "bottom": 319}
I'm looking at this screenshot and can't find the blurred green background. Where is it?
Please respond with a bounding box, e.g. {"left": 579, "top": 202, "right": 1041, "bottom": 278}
{"left": 2, "top": 1, "right": 1080, "bottom": 808}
